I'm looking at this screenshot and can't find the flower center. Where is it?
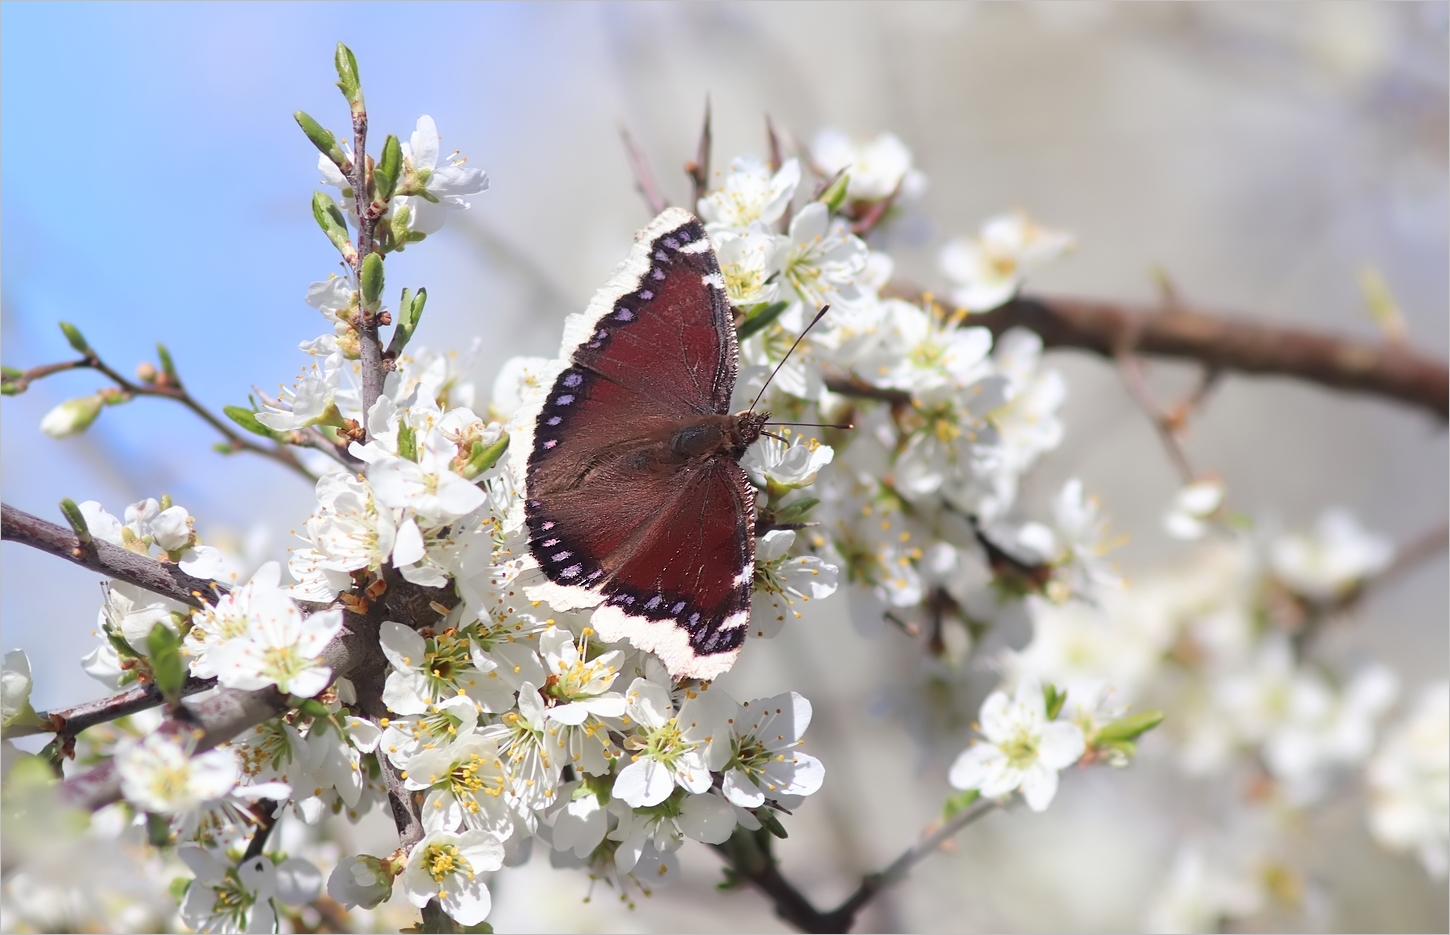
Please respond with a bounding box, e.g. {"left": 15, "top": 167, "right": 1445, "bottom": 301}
{"left": 423, "top": 842, "right": 472, "bottom": 883}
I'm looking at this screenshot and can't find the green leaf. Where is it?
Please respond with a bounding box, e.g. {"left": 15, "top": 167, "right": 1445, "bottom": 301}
{"left": 818, "top": 168, "right": 850, "bottom": 212}
{"left": 736, "top": 301, "right": 789, "bottom": 341}
{"left": 146, "top": 623, "right": 185, "bottom": 704}
{"left": 2, "top": 365, "right": 24, "bottom": 380}
{"left": 146, "top": 812, "right": 173, "bottom": 848}
{"left": 361, "top": 253, "right": 385, "bottom": 308}
{"left": 311, "top": 192, "right": 357, "bottom": 263}
{"left": 58, "top": 498, "right": 93, "bottom": 547}
{"left": 772, "top": 496, "right": 820, "bottom": 524}
{"left": 942, "top": 788, "right": 980, "bottom": 820}
{"left": 156, "top": 343, "right": 179, "bottom": 385}
{"left": 294, "top": 110, "right": 348, "bottom": 170}
{"left": 58, "top": 321, "right": 91, "bottom": 355}
{"left": 386, "top": 287, "right": 426, "bottom": 358}
{"left": 334, "top": 42, "right": 363, "bottom": 109}
{"left": 295, "top": 698, "right": 332, "bottom": 719}
{"left": 224, "top": 406, "right": 276, "bottom": 439}
{"left": 376, "top": 134, "right": 402, "bottom": 201}
{"left": 397, "top": 420, "right": 418, "bottom": 462}
{"left": 1096, "top": 710, "right": 1165, "bottom": 743}
{"left": 1043, "top": 683, "right": 1067, "bottom": 721}
{"left": 460, "top": 432, "right": 509, "bottom": 480}
{"left": 759, "top": 809, "right": 789, "bottom": 839}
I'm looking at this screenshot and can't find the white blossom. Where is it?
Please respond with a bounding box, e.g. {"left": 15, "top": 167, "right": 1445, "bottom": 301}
{"left": 1270, "top": 509, "right": 1394, "bottom": 602}
{"left": 948, "top": 678, "right": 1085, "bottom": 811}
{"left": 1163, "top": 479, "right": 1226, "bottom": 541}
{"left": 811, "top": 128, "right": 926, "bottom": 202}
{"left": 402, "top": 829, "right": 503, "bottom": 927}
{"left": 613, "top": 678, "right": 723, "bottom": 808}
{"left": 697, "top": 155, "right": 800, "bottom": 230}
{"left": 939, "top": 211, "right": 1074, "bottom": 312}
{"left": 116, "top": 732, "right": 241, "bottom": 815}
{"left": 750, "top": 530, "right": 839, "bottom": 639}
{"left": 180, "top": 847, "right": 320, "bottom": 935}
{"left": 719, "top": 692, "right": 824, "bottom": 808}
{"left": 1367, "top": 682, "right": 1450, "bottom": 876}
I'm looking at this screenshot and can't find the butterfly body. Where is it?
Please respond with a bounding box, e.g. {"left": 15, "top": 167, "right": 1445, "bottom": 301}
{"left": 519, "top": 208, "right": 763, "bottom": 679}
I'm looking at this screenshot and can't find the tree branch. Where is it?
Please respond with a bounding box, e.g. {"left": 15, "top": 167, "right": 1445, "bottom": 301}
{"left": 963, "top": 294, "right": 1449, "bottom": 420}
{"left": 2, "top": 675, "right": 217, "bottom": 740}
{"left": 620, "top": 127, "right": 669, "bottom": 216}
{"left": 715, "top": 798, "right": 997, "bottom": 933}
{"left": 1, "top": 503, "right": 226, "bottom": 608}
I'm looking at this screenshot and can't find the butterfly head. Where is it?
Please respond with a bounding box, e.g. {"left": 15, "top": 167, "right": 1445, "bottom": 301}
{"left": 727, "top": 409, "right": 769, "bottom": 460}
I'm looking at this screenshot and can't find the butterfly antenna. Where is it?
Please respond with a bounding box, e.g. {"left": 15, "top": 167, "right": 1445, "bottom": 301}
{"left": 766, "top": 421, "right": 856, "bottom": 430}
{"left": 749, "top": 304, "right": 831, "bottom": 413}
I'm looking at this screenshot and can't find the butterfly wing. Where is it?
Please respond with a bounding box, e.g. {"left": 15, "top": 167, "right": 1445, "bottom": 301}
{"left": 522, "top": 208, "right": 754, "bottom": 678}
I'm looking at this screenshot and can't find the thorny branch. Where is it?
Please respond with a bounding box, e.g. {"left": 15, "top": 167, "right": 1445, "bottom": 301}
{"left": 3, "top": 355, "right": 316, "bottom": 481}
{"left": 621, "top": 127, "right": 669, "bottom": 216}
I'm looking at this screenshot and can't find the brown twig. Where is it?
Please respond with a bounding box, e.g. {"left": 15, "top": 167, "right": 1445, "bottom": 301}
{"left": 5, "top": 356, "right": 316, "bottom": 481}
{"left": 715, "top": 798, "right": 998, "bottom": 933}
{"left": 2, "top": 675, "right": 217, "bottom": 741}
{"left": 349, "top": 102, "right": 387, "bottom": 437}
{"left": 961, "top": 294, "right": 1449, "bottom": 421}
{"left": 686, "top": 100, "right": 712, "bottom": 207}
{"left": 1114, "top": 351, "right": 1197, "bottom": 483}
{"left": 620, "top": 127, "right": 669, "bottom": 215}
{"left": 2, "top": 503, "right": 226, "bottom": 607}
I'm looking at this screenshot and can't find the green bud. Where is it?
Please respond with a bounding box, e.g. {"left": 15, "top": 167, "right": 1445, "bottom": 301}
{"left": 942, "top": 788, "right": 980, "bottom": 820}
{"left": 40, "top": 395, "right": 103, "bottom": 438}
{"left": 397, "top": 420, "right": 418, "bottom": 462}
{"left": 156, "top": 343, "right": 179, "bottom": 386}
{"left": 759, "top": 810, "right": 789, "bottom": 839}
{"left": 735, "top": 300, "right": 790, "bottom": 341}
{"left": 58, "top": 321, "right": 91, "bottom": 356}
{"left": 224, "top": 405, "right": 277, "bottom": 439}
{"left": 311, "top": 192, "right": 358, "bottom": 264}
{"left": 1096, "top": 710, "right": 1165, "bottom": 744}
{"left": 295, "top": 698, "right": 333, "bottom": 719}
{"left": 58, "top": 498, "right": 93, "bottom": 547}
{"left": 375, "top": 134, "right": 402, "bottom": 201}
{"left": 360, "top": 252, "right": 385, "bottom": 309}
{"left": 386, "top": 287, "right": 426, "bottom": 359}
{"left": 294, "top": 110, "right": 349, "bottom": 170}
{"left": 818, "top": 168, "right": 851, "bottom": 213}
{"left": 146, "top": 622, "right": 185, "bottom": 704}
{"left": 461, "top": 431, "right": 509, "bottom": 480}
{"left": 1043, "top": 683, "right": 1067, "bottom": 721}
{"left": 333, "top": 42, "right": 363, "bottom": 111}
{"left": 2, "top": 366, "right": 24, "bottom": 380}
{"left": 772, "top": 496, "right": 820, "bottom": 524}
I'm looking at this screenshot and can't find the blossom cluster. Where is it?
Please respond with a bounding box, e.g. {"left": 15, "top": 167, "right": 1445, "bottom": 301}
{"left": 3, "top": 46, "right": 1439, "bottom": 935}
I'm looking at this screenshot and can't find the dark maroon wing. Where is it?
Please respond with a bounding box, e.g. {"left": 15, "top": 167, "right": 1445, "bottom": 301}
{"left": 524, "top": 209, "right": 752, "bottom": 675}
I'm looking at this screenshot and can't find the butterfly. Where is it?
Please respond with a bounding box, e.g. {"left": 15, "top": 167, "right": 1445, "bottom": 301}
{"left": 518, "top": 208, "right": 765, "bottom": 679}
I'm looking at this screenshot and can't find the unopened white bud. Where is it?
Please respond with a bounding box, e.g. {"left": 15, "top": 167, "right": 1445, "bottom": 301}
{"left": 40, "top": 394, "right": 103, "bottom": 438}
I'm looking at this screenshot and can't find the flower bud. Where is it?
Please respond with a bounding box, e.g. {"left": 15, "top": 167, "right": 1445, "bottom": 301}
{"left": 375, "top": 134, "right": 402, "bottom": 201}
{"left": 294, "top": 109, "right": 349, "bottom": 172}
{"left": 136, "top": 361, "right": 158, "bottom": 384}
{"left": 360, "top": 253, "right": 384, "bottom": 309}
{"left": 818, "top": 168, "right": 851, "bottom": 213}
{"left": 327, "top": 854, "right": 395, "bottom": 910}
{"left": 311, "top": 192, "right": 358, "bottom": 265}
{"left": 58, "top": 321, "right": 92, "bottom": 356}
{"left": 41, "top": 394, "right": 103, "bottom": 438}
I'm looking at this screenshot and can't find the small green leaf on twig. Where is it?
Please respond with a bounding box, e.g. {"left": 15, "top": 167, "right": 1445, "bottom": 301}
{"left": 736, "top": 301, "right": 789, "bottom": 341}
{"left": 361, "top": 253, "right": 385, "bottom": 308}
{"left": 397, "top": 420, "right": 418, "bottom": 462}
{"left": 58, "top": 498, "right": 94, "bottom": 548}
{"left": 1043, "top": 683, "right": 1067, "bottom": 720}
{"left": 387, "top": 287, "right": 426, "bottom": 358}
{"left": 294, "top": 110, "right": 349, "bottom": 171}
{"left": 156, "top": 343, "right": 180, "bottom": 386}
{"left": 1096, "top": 710, "right": 1165, "bottom": 743}
{"left": 334, "top": 42, "right": 363, "bottom": 110}
{"left": 461, "top": 432, "right": 509, "bottom": 480}
{"left": 1358, "top": 265, "right": 1406, "bottom": 346}
{"left": 942, "top": 788, "right": 980, "bottom": 820}
{"left": 223, "top": 406, "right": 280, "bottom": 440}
{"left": 146, "top": 622, "right": 185, "bottom": 705}
{"left": 818, "top": 167, "right": 850, "bottom": 212}
{"left": 312, "top": 192, "right": 358, "bottom": 264}
{"left": 759, "top": 810, "right": 789, "bottom": 839}
{"left": 59, "top": 322, "right": 92, "bottom": 356}
{"left": 772, "top": 496, "right": 820, "bottom": 524}
{"left": 376, "top": 134, "right": 402, "bottom": 201}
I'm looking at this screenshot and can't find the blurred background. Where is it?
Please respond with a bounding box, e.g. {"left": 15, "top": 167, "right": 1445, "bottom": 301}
{"left": 3, "top": 3, "right": 1446, "bottom": 932}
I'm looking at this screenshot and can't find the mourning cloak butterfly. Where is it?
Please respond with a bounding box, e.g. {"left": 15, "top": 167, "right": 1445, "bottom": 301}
{"left": 519, "top": 208, "right": 765, "bottom": 679}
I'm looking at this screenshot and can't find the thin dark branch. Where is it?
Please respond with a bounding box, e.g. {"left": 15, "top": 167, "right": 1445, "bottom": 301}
{"left": 241, "top": 802, "right": 282, "bottom": 862}
{"left": 2, "top": 675, "right": 217, "bottom": 740}
{"left": 6, "top": 355, "right": 316, "bottom": 481}
{"left": 1115, "top": 351, "right": 1197, "bottom": 483}
{"left": 686, "top": 100, "right": 712, "bottom": 207}
{"left": 714, "top": 799, "right": 998, "bottom": 933}
{"left": 620, "top": 127, "right": 668, "bottom": 215}
{"left": 2, "top": 503, "right": 226, "bottom": 607}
